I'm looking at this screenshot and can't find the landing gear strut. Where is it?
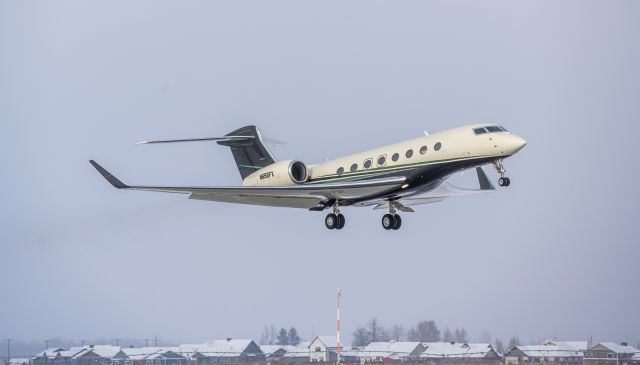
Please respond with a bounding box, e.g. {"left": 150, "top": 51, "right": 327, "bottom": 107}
{"left": 493, "top": 159, "right": 511, "bottom": 187}
{"left": 325, "top": 203, "right": 345, "bottom": 230}
{"left": 381, "top": 202, "right": 402, "bottom": 230}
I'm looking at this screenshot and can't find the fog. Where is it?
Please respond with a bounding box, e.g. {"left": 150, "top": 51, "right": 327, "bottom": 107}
{"left": 1, "top": 0, "right": 639, "bottom": 352}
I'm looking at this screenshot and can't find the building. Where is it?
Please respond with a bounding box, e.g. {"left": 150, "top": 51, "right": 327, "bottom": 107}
{"left": 75, "top": 345, "right": 121, "bottom": 365}
{"left": 308, "top": 337, "right": 337, "bottom": 362}
{"left": 418, "top": 342, "right": 501, "bottom": 365}
{"left": 584, "top": 343, "right": 640, "bottom": 365}
{"left": 358, "top": 342, "right": 426, "bottom": 362}
{"left": 504, "top": 343, "right": 582, "bottom": 365}
{"left": 112, "top": 348, "right": 186, "bottom": 365}
{"left": 187, "top": 340, "right": 265, "bottom": 364}
{"left": 259, "top": 345, "right": 309, "bottom": 364}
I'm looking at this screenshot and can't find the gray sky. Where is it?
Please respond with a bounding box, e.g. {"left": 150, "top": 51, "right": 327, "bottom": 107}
{"left": 1, "top": 0, "right": 639, "bottom": 349}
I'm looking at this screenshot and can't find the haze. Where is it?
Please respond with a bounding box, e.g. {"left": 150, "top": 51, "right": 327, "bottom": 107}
{"left": 1, "top": 0, "right": 639, "bottom": 350}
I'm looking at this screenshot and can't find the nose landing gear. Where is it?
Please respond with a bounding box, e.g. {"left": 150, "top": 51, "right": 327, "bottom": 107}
{"left": 493, "top": 159, "right": 511, "bottom": 187}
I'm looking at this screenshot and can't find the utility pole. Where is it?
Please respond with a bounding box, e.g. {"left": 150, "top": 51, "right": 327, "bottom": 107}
{"left": 153, "top": 336, "right": 158, "bottom": 347}
{"left": 4, "top": 339, "right": 11, "bottom": 365}
{"left": 115, "top": 338, "right": 120, "bottom": 347}
{"left": 44, "top": 339, "right": 51, "bottom": 349}
{"left": 336, "top": 289, "right": 342, "bottom": 365}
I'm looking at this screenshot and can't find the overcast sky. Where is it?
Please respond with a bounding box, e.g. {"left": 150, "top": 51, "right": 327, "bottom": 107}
{"left": 1, "top": 0, "right": 639, "bottom": 352}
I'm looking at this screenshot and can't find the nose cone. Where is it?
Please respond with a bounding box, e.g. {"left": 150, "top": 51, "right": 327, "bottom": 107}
{"left": 508, "top": 135, "right": 527, "bottom": 154}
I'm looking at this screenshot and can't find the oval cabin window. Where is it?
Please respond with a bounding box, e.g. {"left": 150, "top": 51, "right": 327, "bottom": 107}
{"left": 364, "top": 159, "right": 372, "bottom": 169}
{"left": 350, "top": 163, "right": 358, "bottom": 172}
{"left": 434, "top": 142, "right": 442, "bottom": 151}
{"left": 420, "top": 146, "right": 428, "bottom": 155}
{"left": 336, "top": 167, "right": 344, "bottom": 176}
{"left": 406, "top": 149, "right": 413, "bottom": 158}
{"left": 377, "top": 155, "right": 386, "bottom": 166}
{"left": 392, "top": 153, "right": 399, "bottom": 162}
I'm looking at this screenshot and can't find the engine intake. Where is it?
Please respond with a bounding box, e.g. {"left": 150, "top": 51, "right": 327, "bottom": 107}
{"left": 288, "top": 160, "right": 309, "bottom": 184}
{"left": 243, "top": 160, "right": 310, "bottom": 186}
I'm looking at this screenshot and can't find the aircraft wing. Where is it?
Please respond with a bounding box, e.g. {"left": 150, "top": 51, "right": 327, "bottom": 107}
{"left": 89, "top": 160, "right": 406, "bottom": 209}
{"left": 356, "top": 167, "right": 495, "bottom": 211}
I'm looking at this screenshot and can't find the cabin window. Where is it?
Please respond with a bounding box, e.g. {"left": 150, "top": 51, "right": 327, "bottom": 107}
{"left": 350, "top": 163, "right": 358, "bottom": 172}
{"left": 473, "top": 127, "right": 487, "bottom": 135}
{"left": 405, "top": 149, "right": 413, "bottom": 158}
{"left": 363, "top": 159, "right": 373, "bottom": 169}
{"left": 486, "top": 126, "right": 503, "bottom": 133}
{"left": 434, "top": 142, "right": 442, "bottom": 151}
{"left": 336, "top": 167, "right": 344, "bottom": 176}
{"left": 392, "top": 153, "right": 399, "bottom": 162}
{"left": 420, "top": 145, "right": 428, "bottom": 154}
{"left": 377, "top": 155, "right": 386, "bottom": 166}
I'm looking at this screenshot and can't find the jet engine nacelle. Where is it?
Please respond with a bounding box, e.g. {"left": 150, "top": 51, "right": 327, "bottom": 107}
{"left": 243, "top": 160, "right": 309, "bottom": 186}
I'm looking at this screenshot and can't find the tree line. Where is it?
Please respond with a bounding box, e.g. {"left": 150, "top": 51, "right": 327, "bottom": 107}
{"left": 260, "top": 325, "right": 301, "bottom": 346}
{"left": 351, "top": 318, "right": 522, "bottom": 353}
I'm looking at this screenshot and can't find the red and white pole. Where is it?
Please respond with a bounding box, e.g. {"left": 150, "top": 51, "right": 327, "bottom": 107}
{"left": 337, "top": 289, "right": 342, "bottom": 365}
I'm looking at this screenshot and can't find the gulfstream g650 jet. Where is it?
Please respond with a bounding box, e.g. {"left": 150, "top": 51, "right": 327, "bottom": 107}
{"left": 90, "top": 124, "right": 526, "bottom": 230}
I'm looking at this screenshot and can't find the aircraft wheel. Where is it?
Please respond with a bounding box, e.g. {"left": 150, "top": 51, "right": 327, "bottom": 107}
{"left": 504, "top": 177, "right": 511, "bottom": 186}
{"left": 382, "top": 214, "right": 395, "bottom": 230}
{"left": 498, "top": 177, "right": 508, "bottom": 187}
{"left": 325, "top": 213, "right": 338, "bottom": 230}
{"left": 392, "top": 214, "right": 402, "bottom": 230}
{"left": 336, "top": 214, "right": 346, "bottom": 230}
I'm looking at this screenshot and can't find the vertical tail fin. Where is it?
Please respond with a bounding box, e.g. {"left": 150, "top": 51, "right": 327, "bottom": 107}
{"left": 216, "top": 126, "right": 276, "bottom": 179}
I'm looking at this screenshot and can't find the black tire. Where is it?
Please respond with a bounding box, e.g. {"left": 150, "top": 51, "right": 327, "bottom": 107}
{"left": 498, "top": 177, "right": 506, "bottom": 186}
{"left": 325, "top": 213, "right": 338, "bottom": 229}
{"left": 392, "top": 214, "right": 402, "bottom": 230}
{"left": 505, "top": 177, "right": 511, "bottom": 186}
{"left": 336, "top": 214, "right": 346, "bottom": 230}
{"left": 382, "top": 214, "right": 395, "bottom": 230}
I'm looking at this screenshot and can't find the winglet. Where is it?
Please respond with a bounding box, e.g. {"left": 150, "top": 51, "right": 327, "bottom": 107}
{"left": 89, "top": 160, "right": 130, "bottom": 189}
{"left": 476, "top": 167, "right": 495, "bottom": 190}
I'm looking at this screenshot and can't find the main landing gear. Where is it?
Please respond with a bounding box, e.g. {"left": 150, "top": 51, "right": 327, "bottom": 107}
{"left": 381, "top": 202, "right": 402, "bottom": 230}
{"left": 493, "top": 159, "right": 511, "bottom": 187}
{"left": 325, "top": 204, "right": 345, "bottom": 230}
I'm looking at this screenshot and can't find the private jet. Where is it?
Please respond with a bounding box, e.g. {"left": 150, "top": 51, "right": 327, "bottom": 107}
{"left": 90, "top": 123, "right": 526, "bottom": 230}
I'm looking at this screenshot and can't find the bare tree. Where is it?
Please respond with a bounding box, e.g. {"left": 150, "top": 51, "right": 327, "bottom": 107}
{"left": 507, "top": 336, "right": 520, "bottom": 350}
{"left": 479, "top": 330, "right": 491, "bottom": 344}
{"left": 352, "top": 327, "right": 370, "bottom": 347}
{"left": 389, "top": 324, "right": 405, "bottom": 341}
{"left": 454, "top": 328, "right": 469, "bottom": 343}
{"left": 260, "top": 325, "right": 276, "bottom": 345}
{"left": 407, "top": 320, "right": 441, "bottom": 342}
{"left": 443, "top": 328, "right": 454, "bottom": 342}
{"left": 494, "top": 338, "right": 505, "bottom": 354}
{"left": 367, "top": 318, "right": 389, "bottom": 342}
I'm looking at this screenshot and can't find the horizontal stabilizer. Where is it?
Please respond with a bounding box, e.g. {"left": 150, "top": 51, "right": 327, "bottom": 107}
{"left": 136, "top": 135, "right": 254, "bottom": 145}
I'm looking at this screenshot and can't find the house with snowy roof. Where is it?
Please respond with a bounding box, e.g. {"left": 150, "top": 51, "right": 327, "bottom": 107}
{"left": 188, "top": 339, "right": 265, "bottom": 364}
{"left": 112, "top": 347, "right": 186, "bottom": 365}
{"left": 584, "top": 343, "right": 640, "bottom": 365}
{"left": 32, "top": 347, "right": 86, "bottom": 365}
{"left": 259, "top": 345, "right": 310, "bottom": 364}
{"left": 308, "top": 336, "right": 337, "bottom": 362}
{"left": 543, "top": 341, "right": 588, "bottom": 352}
{"left": 504, "top": 342, "right": 582, "bottom": 365}
{"left": 74, "top": 345, "right": 122, "bottom": 365}
{"left": 357, "top": 342, "right": 426, "bottom": 362}
{"left": 420, "top": 342, "right": 500, "bottom": 363}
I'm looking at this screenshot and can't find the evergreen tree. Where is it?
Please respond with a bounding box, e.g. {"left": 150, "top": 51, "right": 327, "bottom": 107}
{"left": 277, "top": 328, "right": 289, "bottom": 345}
{"left": 288, "top": 327, "right": 300, "bottom": 346}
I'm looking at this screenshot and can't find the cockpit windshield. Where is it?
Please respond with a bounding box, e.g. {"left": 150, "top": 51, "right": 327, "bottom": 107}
{"left": 473, "top": 126, "right": 508, "bottom": 135}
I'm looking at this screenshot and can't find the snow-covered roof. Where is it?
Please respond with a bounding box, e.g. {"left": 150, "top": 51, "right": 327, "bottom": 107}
{"left": 260, "top": 345, "right": 285, "bottom": 356}
{"left": 421, "top": 342, "right": 495, "bottom": 358}
{"left": 512, "top": 344, "right": 581, "bottom": 358}
{"left": 259, "top": 345, "right": 308, "bottom": 358}
{"left": 118, "top": 347, "right": 164, "bottom": 360}
{"left": 85, "top": 345, "right": 122, "bottom": 358}
{"left": 361, "top": 342, "right": 423, "bottom": 358}
{"left": 595, "top": 343, "right": 639, "bottom": 354}
{"left": 34, "top": 348, "right": 65, "bottom": 359}
{"left": 8, "top": 359, "right": 30, "bottom": 365}
{"left": 183, "top": 340, "right": 260, "bottom": 358}
{"left": 544, "top": 340, "right": 588, "bottom": 352}
{"left": 310, "top": 336, "right": 337, "bottom": 349}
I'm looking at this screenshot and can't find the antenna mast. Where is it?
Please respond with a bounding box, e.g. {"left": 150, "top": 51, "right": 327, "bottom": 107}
{"left": 337, "top": 289, "right": 342, "bottom": 365}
